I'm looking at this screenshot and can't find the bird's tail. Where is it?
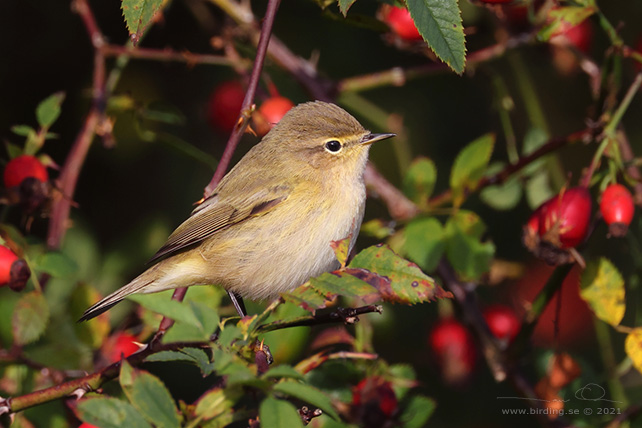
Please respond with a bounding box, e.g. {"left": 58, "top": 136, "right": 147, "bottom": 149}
{"left": 78, "top": 277, "right": 153, "bottom": 322}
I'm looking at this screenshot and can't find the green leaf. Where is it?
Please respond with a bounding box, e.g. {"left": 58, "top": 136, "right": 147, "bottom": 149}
{"left": 36, "top": 92, "right": 65, "bottom": 129}
{"left": 625, "top": 328, "right": 642, "bottom": 375}
{"left": 580, "top": 258, "right": 625, "bottom": 326}
{"left": 77, "top": 397, "right": 152, "bottom": 428}
{"left": 70, "top": 283, "right": 110, "bottom": 349}
{"left": 273, "top": 381, "right": 339, "bottom": 420}
{"left": 330, "top": 235, "right": 352, "bottom": 268}
{"left": 406, "top": 0, "right": 466, "bottom": 74}
{"left": 11, "top": 125, "right": 35, "bottom": 137}
{"left": 36, "top": 252, "right": 79, "bottom": 279}
{"left": 194, "top": 387, "right": 242, "bottom": 421}
{"left": 146, "top": 347, "right": 215, "bottom": 376}
{"left": 403, "top": 217, "right": 445, "bottom": 273}
{"left": 450, "top": 134, "right": 495, "bottom": 207}
{"left": 337, "top": 0, "right": 357, "bottom": 16}
{"left": 525, "top": 170, "right": 554, "bottom": 209}
{"left": 121, "top": 0, "right": 164, "bottom": 45}
{"left": 444, "top": 211, "right": 495, "bottom": 280}
{"left": 399, "top": 395, "right": 436, "bottom": 428}
{"left": 259, "top": 397, "right": 304, "bottom": 428}
{"left": 12, "top": 291, "right": 49, "bottom": 346}
{"left": 403, "top": 157, "right": 437, "bottom": 206}
{"left": 120, "top": 360, "right": 182, "bottom": 428}
{"left": 263, "top": 364, "right": 305, "bottom": 381}
{"left": 479, "top": 162, "right": 523, "bottom": 211}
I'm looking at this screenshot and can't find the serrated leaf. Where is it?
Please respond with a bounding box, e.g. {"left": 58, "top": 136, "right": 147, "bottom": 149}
{"left": 338, "top": 0, "right": 357, "bottom": 16}
{"left": 120, "top": 360, "right": 182, "bottom": 428}
{"left": 122, "top": 0, "right": 164, "bottom": 45}
{"left": 406, "top": 0, "right": 466, "bottom": 74}
{"left": 445, "top": 211, "right": 495, "bottom": 280}
{"left": 12, "top": 291, "right": 49, "bottom": 346}
{"left": 283, "top": 245, "right": 450, "bottom": 311}
{"left": 77, "top": 397, "right": 152, "bottom": 428}
{"left": 580, "top": 258, "right": 625, "bottom": 326}
{"left": 11, "top": 125, "right": 35, "bottom": 137}
{"left": 480, "top": 162, "right": 523, "bottom": 211}
{"left": 259, "top": 397, "right": 303, "bottom": 428}
{"left": 36, "top": 251, "right": 79, "bottom": 279}
{"left": 450, "top": 134, "right": 495, "bottom": 207}
{"left": 399, "top": 395, "right": 436, "bottom": 428}
{"left": 625, "top": 328, "right": 642, "bottom": 375}
{"left": 36, "top": 92, "right": 65, "bottom": 129}
{"left": 403, "top": 157, "right": 437, "bottom": 206}
{"left": 403, "top": 217, "right": 445, "bottom": 272}
{"left": 273, "top": 381, "right": 339, "bottom": 420}
{"left": 194, "top": 387, "right": 241, "bottom": 421}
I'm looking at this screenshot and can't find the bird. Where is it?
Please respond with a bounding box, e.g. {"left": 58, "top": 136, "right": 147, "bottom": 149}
{"left": 80, "top": 101, "right": 394, "bottom": 321}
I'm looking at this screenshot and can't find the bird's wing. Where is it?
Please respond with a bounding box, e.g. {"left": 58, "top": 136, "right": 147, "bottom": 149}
{"left": 148, "top": 185, "right": 290, "bottom": 264}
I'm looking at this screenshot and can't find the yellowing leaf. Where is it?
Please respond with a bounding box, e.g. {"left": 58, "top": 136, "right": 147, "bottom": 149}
{"left": 580, "top": 258, "right": 625, "bottom": 326}
{"left": 625, "top": 329, "right": 642, "bottom": 375}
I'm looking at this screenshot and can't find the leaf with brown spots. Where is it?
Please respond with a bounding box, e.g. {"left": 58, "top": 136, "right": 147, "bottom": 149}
{"left": 282, "top": 244, "right": 450, "bottom": 312}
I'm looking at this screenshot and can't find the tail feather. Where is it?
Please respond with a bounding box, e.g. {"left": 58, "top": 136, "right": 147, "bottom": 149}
{"left": 79, "top": 279, "right": 153, "bottom": 322}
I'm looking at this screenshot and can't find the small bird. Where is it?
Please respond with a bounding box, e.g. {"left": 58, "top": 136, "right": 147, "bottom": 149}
{"left": 80, "top": 101, "right": 394, "bottom": 321}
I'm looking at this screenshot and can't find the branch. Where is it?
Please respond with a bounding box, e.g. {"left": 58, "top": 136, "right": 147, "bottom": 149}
{"left": 429, "top": 129, "right": 593, "bottom": 208}
{"left": 203, "top": 0, "right": 282, "bottom": 197}
{"left": 257, "top": 305, "right": 383, "bottom": 333}
{"left": 1, "top": 341, "right": 210, "bottom": 415}
{"left": 101, "top": 44, "right": 242, "bottom": 67}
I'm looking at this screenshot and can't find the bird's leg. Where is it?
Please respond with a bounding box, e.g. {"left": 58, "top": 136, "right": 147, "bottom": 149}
{"left": 228, "top": 290, "right": 247, "bottom": 317}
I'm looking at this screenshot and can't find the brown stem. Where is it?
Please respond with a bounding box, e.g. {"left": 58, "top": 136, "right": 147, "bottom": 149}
{"left": 429, "top": 129, "right": 593, "bottom": 208}
{"left": 257, "top": 305, "right": 383, "bottom": 333}
{"left": 100, "top": 44, "right": 240, "bottom": 67}
{"left": 1, "top": 341, "right": 210, "bottom": 415}
{"left": 363, "top": 163, "right": 419, "bottom": 221}
{"left": 47, "top": 0, "right": 106, "bottom": 250}
{"left": 203, "top": 0, "right": 282, "bottom": 197}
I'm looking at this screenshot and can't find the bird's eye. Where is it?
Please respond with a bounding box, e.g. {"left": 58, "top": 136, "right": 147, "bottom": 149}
{"left": 324, "top": 140, "right": 342, "bottom": 153}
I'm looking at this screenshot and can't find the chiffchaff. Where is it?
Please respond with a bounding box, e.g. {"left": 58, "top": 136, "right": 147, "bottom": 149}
{"left": 80, "top": 101, "right": 394, "bottom": 321}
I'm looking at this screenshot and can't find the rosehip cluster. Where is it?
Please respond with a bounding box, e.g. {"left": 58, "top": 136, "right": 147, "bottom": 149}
{"left": 0, "top": 245, "right": 30, "bottom": 292}
{"left": 523, "top": 187, "right": 592, "bottom": 265}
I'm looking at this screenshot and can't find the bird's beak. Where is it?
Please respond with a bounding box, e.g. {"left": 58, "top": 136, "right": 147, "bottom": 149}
{"left": 360, "top": 133, "right": 396, "bottom": 146}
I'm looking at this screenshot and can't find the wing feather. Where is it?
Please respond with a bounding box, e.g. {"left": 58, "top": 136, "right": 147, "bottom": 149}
{"left": 148, "top": 187, "right": 289, "bottom": 263}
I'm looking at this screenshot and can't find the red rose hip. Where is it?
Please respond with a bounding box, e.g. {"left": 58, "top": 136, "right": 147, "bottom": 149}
{"left": 207, "top": 81, "right": 245, "bottom": 133}
{"left": 539, "top": 187, "right": 592, "bottom": 249}
{"left": 600, "top": 184, "right": 634, "bottom": 237}
{"left": 429, "top": 318, "right": 476, "bottom": 385}
{"left": 383, "top": 6, "right": 422, "bottom": 42}
{"left": 3, "top": 155, "right": 48, "bottom": 189}
{"left": 483, "top": 304, "right": 520, "bottom": 344}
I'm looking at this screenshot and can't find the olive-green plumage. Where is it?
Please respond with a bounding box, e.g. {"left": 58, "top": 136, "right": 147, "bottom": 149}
{"left": 80, "top": 101, "right": 394, "bottom": 321}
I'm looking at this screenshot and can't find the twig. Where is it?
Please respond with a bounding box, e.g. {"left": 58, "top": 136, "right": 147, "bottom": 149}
{"left": 203, "top": 0, "right": 282, "bottom": 197}
{"left": 363, "top": 163, "right": 419, "bottom": 221}
{"left": 429, "top": 129, "right": 592, "bottom": 208}
{"left": 337, "top": 33, "right": 533, "bottom": 93}
{"left": 101, "top": 44, "right": 241, "bottom": 67}
{"left": 604, "top": 403, "right": 642, "bottom": 428}
{"left": 580, "top": 72, "right": 642, "bottom": 189}
{"left": 1, "top": 341, "right": 210, "bottom": 414}
{"left": 257, "top": 305, "right": 383, "bottom": 333}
